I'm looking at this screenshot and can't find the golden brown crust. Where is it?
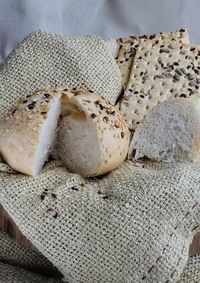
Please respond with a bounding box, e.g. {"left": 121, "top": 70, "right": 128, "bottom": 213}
{"left": 59, "top": 90, "right": 131, "bottom": 176}
{"left": 0, "top": 87, "right": 62, "bottom": 175}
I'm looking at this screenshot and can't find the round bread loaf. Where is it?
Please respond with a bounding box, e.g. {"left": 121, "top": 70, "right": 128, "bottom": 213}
{"left": 54, "top": 89, "right": 131, "bottom": 177}
{"left": 129, "top": 96, "right": 200, "bottom": 163}
{"left": 0, "top": 88, "right": 62, "bottom": 176}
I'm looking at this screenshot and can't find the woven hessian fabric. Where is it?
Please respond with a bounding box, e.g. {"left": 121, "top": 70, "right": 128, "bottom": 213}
{"left": 0, "top": 159, "right": 200, "bottom": 282}
{"left": 0, "top": 31, "right": 121, "bottom": 121}
{"left": 178, "top": 255, "right": 200, "bottom": 282}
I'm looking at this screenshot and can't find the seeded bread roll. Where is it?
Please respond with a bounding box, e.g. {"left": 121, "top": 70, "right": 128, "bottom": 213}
{"left": 129, "top": 96, "right": 200, "bottom": 163}
{"left": 0, "top": 88, "right": 62, "bottom": 176}
{"left": 55, "top": 89, "right": 130, "bottom": 177}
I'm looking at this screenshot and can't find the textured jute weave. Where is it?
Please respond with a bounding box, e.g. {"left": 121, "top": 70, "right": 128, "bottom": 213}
{"left": 0, "top": 159, "right": 200, "bottom": 282}
{"left": 178, "top": 255, "right": 200, "bottom": 282}
{"left": 0, "top": 31, "right": 121, "bottom": 121}
{"left": 0, "top": 229, "right": 62, "bottom": 283}
{"left": 0, "top": 229, "right": 61, "bottom": 278}
{"left": 1, "top": 230, "right": 200, "bottom": 283}
{"left": 0, "top": 32, "right": 200, "bottom": 282}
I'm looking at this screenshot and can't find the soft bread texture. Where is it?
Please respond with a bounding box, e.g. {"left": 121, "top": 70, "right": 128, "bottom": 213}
{"left": 55, "top": 89, "right": 130, "bottom": 177}
{"left": 0, "top": 88, "right": 62, "bottom": 176}
{"left": 116, "top": 29, "right": 189, "bottom": 92}
{"left": 129, "top": 96, "right": 200, "bottom": 163}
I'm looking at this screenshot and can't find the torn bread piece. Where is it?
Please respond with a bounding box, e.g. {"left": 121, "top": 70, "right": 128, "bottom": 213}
{"left": 0, "top": 88, "right": 62, "bottom": 176}
{"left": 116, "top": 29, "right": 189, "bottom": 91}
{"left": 128, "top": 96, "right": 200, "bottom": 162}
{"left": 120, "top": 35, "right": 200, "bottom": 130}
{"left": 54, "top": 89, "right": 130, "bottom": 177}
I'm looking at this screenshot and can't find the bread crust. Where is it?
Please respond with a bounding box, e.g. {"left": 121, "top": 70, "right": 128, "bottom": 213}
{"left": 56, "top": 89, "right": 131, "bottom": 176}
{"left": 0, "top": 88, "right": 62, "bottom": 175}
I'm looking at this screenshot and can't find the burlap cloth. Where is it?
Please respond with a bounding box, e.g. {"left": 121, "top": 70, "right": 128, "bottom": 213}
{"left": 0, "top": 32, "right": 200, "bottom": 282}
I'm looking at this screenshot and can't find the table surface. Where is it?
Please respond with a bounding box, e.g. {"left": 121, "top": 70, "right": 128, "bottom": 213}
{"left": 190, "top": 232, "right": 200, "bottom": 255}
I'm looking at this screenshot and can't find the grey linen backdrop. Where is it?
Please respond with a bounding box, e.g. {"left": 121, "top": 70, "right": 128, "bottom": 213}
{"left": 0, "top": 0, "right": 200, "bottom": 63}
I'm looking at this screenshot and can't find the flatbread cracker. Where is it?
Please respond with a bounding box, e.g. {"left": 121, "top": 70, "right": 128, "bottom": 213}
{"left": 120, "top": 36, "right": 200, "bottom": 131}
{"left": 115, "top": 36, "right": 140, "bottom": 90}
{"left": 116, "top": 29, "right": 189, "bottom": 91}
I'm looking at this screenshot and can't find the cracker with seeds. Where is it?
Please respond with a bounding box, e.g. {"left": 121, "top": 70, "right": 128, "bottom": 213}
{"left": 116, "top": 29, "right": 189, "bottom": 91}
{"left": 119, "top": 36, "right": 200, "bottom": 130}
{"left": 115, "top": 36, "right": 140, "bottom": 90}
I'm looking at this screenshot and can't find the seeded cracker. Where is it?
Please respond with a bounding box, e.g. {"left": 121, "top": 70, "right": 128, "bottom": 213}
{"left": 116, "top": 29, "right": 189, "bottom": 91}
{"left": 119, "top": 34, "right": 200, "bottom": 130}
{"left": 116, "top": 36, "right": 140, "bottom": 91}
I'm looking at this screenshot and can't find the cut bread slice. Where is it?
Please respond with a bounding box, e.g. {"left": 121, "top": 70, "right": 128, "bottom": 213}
{"left": 129, "top": 96, "right": 200, "bottom": 163}
{"left": 119, "top": 31, "right": 200, "bottom": 130}
{"left": 116, "top": 29, "right": 189, "bottom": 92}
{"left": 0, "top": 88, "right": 62, "bottom": 176}
{"left": 55, "top": 89, "right": 130, "bottom": 177}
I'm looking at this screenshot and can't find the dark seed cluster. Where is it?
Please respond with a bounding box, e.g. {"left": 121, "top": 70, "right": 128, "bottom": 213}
{"left": 51, "top": 193, "right": 57, "bottom": 199}
{"left": 103, "top": 116, "right": 109, "bottom": 123}
{"left": 21, "top": 91, "right": 53, "bottom": 116}
{"left": 102, "top": 195, "right": 109, "bottom": 199}
{"left": 40, "top": 191, "right": 47, "bottom": 201}
{"left": 106, "top": 109, "right": 115, "bottom": 116}
{"left": 53, "top": 212, "right": 58, "bottom": 218}
{"left": 91, "top": 113, "right": 97, "bottom": 119}
{"left": 70, "top": 186, "right": 79, "bottom": 191}
{"left": 27, "top": 101, "right": 36, "bottom": 110}
{"left": 41, "top": 189, "right": 58, "bottom": 202}
{"left": 43, "top": 93, "right": 51, "bottom": 98}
